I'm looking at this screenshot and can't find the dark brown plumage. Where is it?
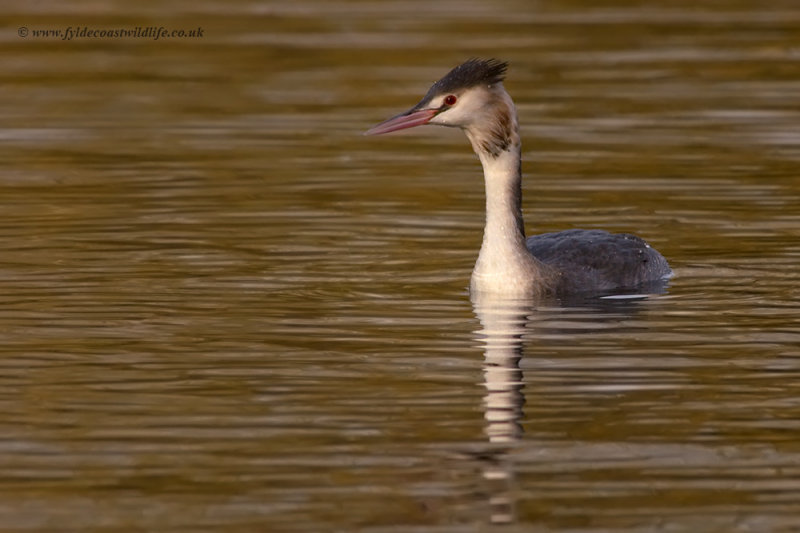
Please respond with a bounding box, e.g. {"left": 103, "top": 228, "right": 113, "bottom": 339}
{"left": 413, "top": 58, "right": 508, "bottom": 111}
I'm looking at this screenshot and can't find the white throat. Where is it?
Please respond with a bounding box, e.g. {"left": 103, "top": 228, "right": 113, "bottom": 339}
{"left": 465, "top": 97, "right": 552, "bottom": 295}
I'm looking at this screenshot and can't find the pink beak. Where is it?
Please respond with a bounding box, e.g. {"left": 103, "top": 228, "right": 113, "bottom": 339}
{"left": 364, "top": 108, "right": 437, "bottom": 136}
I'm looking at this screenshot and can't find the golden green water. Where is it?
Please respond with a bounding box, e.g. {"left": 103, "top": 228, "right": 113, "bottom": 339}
{"left": 2, "top": 0, "right": 800, "bottom": 531}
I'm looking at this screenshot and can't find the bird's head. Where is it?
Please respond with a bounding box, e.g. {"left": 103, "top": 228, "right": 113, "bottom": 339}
{"left": 365, "top": 58, "right": 519, "bottom": 158}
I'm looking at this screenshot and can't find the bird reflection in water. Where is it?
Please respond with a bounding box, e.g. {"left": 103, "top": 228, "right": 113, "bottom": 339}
{"left": 472, "top": 292, "right": 533, "bottom": 525}
{"left": 470, "top": 288, "right": 667, "bottom": 524}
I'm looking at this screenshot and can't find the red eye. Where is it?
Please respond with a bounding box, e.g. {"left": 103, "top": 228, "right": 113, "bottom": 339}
{"left": 444, "top": 94, "right": 457, "bottom": 106}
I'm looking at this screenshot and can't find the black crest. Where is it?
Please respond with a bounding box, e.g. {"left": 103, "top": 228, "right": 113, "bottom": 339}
{"left": 415, "top": 58, "right": 508, "bottom": 108}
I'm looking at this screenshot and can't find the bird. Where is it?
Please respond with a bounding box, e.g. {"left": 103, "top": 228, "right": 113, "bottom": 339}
{"left": 365, "top": 58, "right": 672, "bottom": 297}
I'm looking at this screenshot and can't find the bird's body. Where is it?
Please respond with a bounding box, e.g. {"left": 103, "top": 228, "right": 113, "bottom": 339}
{"left": 526, "top": 230, "right": 671, "bottom": 294}
{"left": 366, "top": 59, "right": 672, "bottom": 296}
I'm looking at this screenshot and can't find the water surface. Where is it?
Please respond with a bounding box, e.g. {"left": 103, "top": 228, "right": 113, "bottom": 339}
{"left": 2, "top": 0, "right": 800, "bottom": 531}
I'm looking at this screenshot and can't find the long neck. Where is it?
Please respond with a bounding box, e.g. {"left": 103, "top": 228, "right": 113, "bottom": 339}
{"left": 476, "top": 146, "right": 527, "bottom": 256}
{"left": 466, "top": 92, "right": 551, "bottom": 295}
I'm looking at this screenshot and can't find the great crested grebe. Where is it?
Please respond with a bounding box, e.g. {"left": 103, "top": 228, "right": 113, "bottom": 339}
{"left": 366, "top": 59, "right": 672, "bottom": 296}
